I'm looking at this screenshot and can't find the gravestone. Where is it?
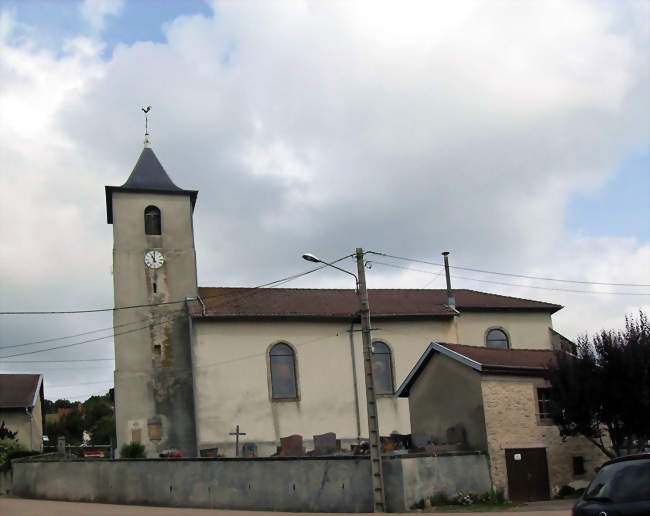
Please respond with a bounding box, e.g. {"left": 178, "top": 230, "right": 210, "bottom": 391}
{"left": 411, "top": 434, "right": 432, "bottom": 448}
{"left": 242, "top": 442, "right": 257, "bottom": 457}
{"left": 279, "top": 434, "right": 304, "bottom": 456}
{"left": 446, "top": 424, "right": 466, "bottom": 444}
{"left": 313, "top": 432, "right": 337, "bottom": 455}
{"left": 200, "top": 447, "right": 219, "bottom": 458}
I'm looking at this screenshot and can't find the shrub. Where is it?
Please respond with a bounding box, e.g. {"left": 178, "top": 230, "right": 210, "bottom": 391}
{"left": 429, "top": 490, "right": 451, "bottom": 505}
{"left": 119, "top": 441, "right": 146, "bottom": 458}
{"left": 0, "top": 438, "right": 28, "bottom": 470}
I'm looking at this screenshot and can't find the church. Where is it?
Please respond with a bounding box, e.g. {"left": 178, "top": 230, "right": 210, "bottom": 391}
{"left": 105, "top": 135, "right": 568, "bottom": 460}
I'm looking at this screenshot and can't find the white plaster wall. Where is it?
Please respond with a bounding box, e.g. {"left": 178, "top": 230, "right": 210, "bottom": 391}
{"left": 191, "top": 318, "right": 456, "bottom": 455}
{"left": 457, "top": 312, "right": 554, "bottom": 350}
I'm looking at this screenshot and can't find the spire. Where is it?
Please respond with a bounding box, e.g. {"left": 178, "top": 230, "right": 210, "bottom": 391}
{"left": 104, "top": 108, "right": 198, "bottom": 224}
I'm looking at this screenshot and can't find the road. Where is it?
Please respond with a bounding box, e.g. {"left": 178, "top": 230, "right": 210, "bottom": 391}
{"left": 0, "top": 497, "right": 574, "bottom": 516}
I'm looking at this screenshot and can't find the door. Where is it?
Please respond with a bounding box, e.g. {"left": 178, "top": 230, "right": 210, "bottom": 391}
{"left": 505, "top": 447, "right": 550, "bottom": 502}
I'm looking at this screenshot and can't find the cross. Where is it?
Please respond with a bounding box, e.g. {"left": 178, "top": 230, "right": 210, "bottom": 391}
{"left": 229, "top": 424, "right": 246, "bottom": 457}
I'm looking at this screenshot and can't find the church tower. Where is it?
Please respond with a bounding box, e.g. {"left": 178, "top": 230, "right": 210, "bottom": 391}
{"left": 105, "top": 132, "right": 198, "bottom": 457}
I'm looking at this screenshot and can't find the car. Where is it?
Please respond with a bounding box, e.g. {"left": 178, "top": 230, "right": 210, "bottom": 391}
{"left": 573, "top": 453, "right": 650, "bottom": 516}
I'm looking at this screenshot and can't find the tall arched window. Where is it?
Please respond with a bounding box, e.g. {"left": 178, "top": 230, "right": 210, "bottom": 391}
{"left": 371, "top": 341, "right": 394, "bottom": 395}
{"left": 486, "top": 328, "right": 509, "bottom": 349}
{"left": 269, "top": 343, "right": 297, "bottom": 399}
{"left": 144, "top": 206, "right": 161, "bottom": 235}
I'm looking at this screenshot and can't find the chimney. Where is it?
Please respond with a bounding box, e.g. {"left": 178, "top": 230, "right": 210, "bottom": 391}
{"left": 442, "top": 251, "right": 455, "bottom": 310}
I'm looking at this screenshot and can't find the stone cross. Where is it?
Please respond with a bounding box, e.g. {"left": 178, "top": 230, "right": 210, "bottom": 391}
{"left": 229, "top": 424, "right": 246, "bottom": 457}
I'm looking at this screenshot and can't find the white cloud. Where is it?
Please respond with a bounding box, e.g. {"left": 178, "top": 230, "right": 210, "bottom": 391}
{"left": 80, "top": 0, "right": 125, "bottom": 33}
{"left": 0, "top": 0, "right": 648, "bottom": 399}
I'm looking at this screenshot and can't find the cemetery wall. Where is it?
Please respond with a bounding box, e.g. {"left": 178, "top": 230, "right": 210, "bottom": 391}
{"left": 12, "top": 452, "right": 491, "bottom": 512}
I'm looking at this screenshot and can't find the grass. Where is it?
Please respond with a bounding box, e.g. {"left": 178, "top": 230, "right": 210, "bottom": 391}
{"left": 432, "top": 503, "right": 518, "bottom": 512}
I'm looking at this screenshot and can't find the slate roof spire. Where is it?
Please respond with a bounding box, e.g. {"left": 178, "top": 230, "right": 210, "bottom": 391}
{"left": 104, "top": 126, "right": 198, "bottom": 224}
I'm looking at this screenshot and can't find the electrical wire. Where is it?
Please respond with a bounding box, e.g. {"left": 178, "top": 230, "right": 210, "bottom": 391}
{"left": 0, "top": 260, "right": 340, "bottom": 316}
{"left": 368, "top": 252, "right": 650, "bottom": 287}
{"left": 367, "top": 260, "right": 650, "bottom": 296}
{"left": 0, "top": 261, "right": 345, "bottom": 358}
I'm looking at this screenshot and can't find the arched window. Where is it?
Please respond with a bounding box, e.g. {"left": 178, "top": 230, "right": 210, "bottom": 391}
{"left": 371, "top": 341, "right": 394, "bottom": 395}
{"left": 269, "top": 343, "right": 297, "bottom": 399}
{"left": 486, "top": 328, "right": 509, "bottom": 349}
{"left": 144, "top": 206, "right": 161, "bottom": 235}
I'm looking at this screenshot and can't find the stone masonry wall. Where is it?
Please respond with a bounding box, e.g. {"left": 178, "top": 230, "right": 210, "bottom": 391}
{"left": 481, "top": 377, "right": 606, "bottom": 498}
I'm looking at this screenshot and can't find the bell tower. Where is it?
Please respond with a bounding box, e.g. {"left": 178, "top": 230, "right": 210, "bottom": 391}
{"left": 105, "top": 131, "right": 199, "bottom": 457}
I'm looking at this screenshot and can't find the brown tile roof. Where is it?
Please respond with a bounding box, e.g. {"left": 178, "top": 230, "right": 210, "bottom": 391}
{"left": 440, "top": 343, "right": 559, "bottom": 370}
{"left": 397, "top": 343, "right": 558, "bottom": 396}
{"left": 191, "top": 288, "right": 561, "bottom": 319}
{"left": 0, "top": 374, "right": 42, "bottom": 409}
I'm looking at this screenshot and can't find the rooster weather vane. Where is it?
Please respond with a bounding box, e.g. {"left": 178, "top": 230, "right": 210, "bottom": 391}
{"left": 142, "top": 105, "right": 151, "bottom": 136}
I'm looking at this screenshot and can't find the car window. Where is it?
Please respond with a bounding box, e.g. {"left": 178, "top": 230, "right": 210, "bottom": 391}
{"left": 585, "top": 458, "right": 650, "bottom": 503}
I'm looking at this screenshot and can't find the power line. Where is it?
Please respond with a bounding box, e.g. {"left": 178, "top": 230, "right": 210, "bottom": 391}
{"left": 369, "top": 252, "right": 650, "bottom": 287}
{"left": 0, "top": 262, "right": 341, "bottom": 358}
{"left": 0, "top": 359, "right": 114, "bottom": 363}
{"left": 0, "top": 319, "right": 145, "bottom": 350}
{"left": 367, "top": 261, "right": 650, "bottom": 296}
{"left": 0, "top": 260, "right": 338, "bottom": 316}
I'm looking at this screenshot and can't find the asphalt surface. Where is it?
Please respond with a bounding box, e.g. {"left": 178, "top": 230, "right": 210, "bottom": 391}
{"left": 0, "top": 497, "right": 575, "bottom": 516}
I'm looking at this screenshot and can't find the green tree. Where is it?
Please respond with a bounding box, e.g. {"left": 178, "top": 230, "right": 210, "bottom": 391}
{"left": 546, "top": 311, "right": 650, "bottom": 458}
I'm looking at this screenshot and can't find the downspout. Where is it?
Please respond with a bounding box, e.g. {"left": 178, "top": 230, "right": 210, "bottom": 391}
{"left": 348, "top": 319, "right": 362, "bottom": 444}
{"left": 186, "top": 298, "right": 201, "bottom": 457}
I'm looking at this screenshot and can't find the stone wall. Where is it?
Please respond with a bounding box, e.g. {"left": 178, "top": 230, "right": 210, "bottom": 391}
{"left": 481, "top": 376, "right": 606, "bottom": 498}
{"left": 11, "top": 452, "right": 491, "bottom": 512}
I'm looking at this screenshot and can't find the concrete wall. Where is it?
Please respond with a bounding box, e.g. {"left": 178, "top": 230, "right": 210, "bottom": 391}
{"left": 12, "top": 453, "right": 491, "bottom": 512}
{"left": 0, "top": 397, "right": 43, "bottom": 451}
{"left": 191, "top": 318, "right": 457, "bottom": 456}
{"left": 0, "top": 469, "right": 11, "bottom": 495}
{"left": 407, "top": 354, "right": 487, "bottom": 450}
{"left": 457, "top": 311, "right": 554, "bottom": 350}
{"left": 385, "top": 453, "right": 492, "bottom": 510}
{"left": 481, "top": 375, "right": 606, "bottom": 498}
{"left": 111, "top": 191, "right": 198, "bottom": 457}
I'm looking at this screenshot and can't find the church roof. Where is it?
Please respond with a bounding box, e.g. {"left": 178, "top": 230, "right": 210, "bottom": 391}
{"left": 0, "top": 374, "right": 43, "bottom": 409}
{"left": 396, "top": 343, "right": 558, "bottom": 396}
{"left": 189, "top": 288, "right": 562, "bottom": 320}
{"left": 105, "top": 145, "right": 198, "bottom": 223}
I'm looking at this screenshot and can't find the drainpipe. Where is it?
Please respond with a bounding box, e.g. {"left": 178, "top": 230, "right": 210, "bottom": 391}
{"left": 348, "top": 320, "right": 362, "bottom": 444}
{"left": 442, "top": 251, "right": 456, "bottom": 310}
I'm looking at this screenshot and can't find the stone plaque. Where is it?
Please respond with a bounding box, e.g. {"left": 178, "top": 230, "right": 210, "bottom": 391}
{"left": 242, "top": 442, "right": 257, "bottom": 457}
{"left": 313, "top": 432, "right": 337, "bottom": 455}
{"left": 279, "top": 434, "right": 304, "bottom": 456}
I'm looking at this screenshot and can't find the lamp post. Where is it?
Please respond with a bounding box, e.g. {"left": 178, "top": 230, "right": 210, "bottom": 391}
{"left": 302, "top": 248, "right": 385, "bottom": 512}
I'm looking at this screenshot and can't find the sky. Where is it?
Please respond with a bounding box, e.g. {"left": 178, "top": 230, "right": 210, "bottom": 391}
{"left": 0, "top": 0, "right": 648, "bottom": 402}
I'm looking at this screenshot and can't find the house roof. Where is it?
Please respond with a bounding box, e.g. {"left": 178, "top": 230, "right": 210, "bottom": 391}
{"left": 105, "top": 145, "right": 198, "bottom": 223}
{"left": 0, "top": 374, "right": 43, "bottom": 409}
{"left": 396, "top": 343, "right": 558, "bottom": 397}
{"left": 189, "top": 287, "right": 562, "bottom": 320}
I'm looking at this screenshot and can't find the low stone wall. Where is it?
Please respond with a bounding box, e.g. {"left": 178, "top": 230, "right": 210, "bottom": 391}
{"left": 0, "top": 469, "right": 12, "bottom": 495}
{"left": 12, "top": 452, "right": 491, "bottom": 512}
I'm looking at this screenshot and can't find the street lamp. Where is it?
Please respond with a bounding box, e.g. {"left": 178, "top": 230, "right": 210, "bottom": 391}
{"left": 302, "top": 248, "right": 385, "bottom": 513}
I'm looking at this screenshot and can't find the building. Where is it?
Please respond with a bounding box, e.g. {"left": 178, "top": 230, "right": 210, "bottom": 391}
{"left": 105, "top": 137, "right": 572, "bottom": 463}
{"left": 0, "top": 374, "right": 44, "bottom": 451}
{"left": 395, "top": 343, "right": 605, "bottom": 500}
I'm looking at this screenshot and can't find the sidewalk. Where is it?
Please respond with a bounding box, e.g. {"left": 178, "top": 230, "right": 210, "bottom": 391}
{"left": 0, "top": 497, "right": 575, "bottom": 516}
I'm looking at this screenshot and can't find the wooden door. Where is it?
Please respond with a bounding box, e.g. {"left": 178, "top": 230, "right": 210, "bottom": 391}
{"left": 505, "top": 447, "right": 550, "bottom": 502}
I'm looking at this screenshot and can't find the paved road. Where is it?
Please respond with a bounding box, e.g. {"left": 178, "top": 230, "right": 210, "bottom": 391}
{"left": 0, "top": 497, "right": 574, "bottom": 516}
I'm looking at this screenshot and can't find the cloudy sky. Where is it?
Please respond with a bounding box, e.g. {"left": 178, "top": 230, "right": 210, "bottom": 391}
{"left": 0, "top": 0, "right": 648, "bottom": 402}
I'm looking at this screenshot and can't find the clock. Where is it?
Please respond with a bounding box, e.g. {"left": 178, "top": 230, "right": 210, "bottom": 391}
{"left": 144, "top": 250, "right": 165, "bottom": 269}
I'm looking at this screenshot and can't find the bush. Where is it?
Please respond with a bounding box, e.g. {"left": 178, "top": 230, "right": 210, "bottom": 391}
{"left": 0, "top": 438, "right": 28, "bottom": 470}
{"left": 429, "top": 490, "right": 450, "bottom": 505}
{"left": 119, "top": 441, "right": 146, "bottom": 458}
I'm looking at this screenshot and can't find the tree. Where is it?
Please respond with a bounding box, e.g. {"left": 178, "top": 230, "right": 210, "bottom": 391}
{"left": 0, "top": 421, "right": 17, "bottom": 440}
{"left": 547, "top": 311, "right": 650, "bottom": 458}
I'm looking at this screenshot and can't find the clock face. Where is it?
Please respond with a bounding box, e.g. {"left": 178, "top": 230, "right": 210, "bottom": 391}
{"left": 144, "top": 250, "right": 164, "bottom": 269}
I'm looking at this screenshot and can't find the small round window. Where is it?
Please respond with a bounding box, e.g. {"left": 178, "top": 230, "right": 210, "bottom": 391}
{"left": 486, "top": 329, "right": 509, "bottom": 349}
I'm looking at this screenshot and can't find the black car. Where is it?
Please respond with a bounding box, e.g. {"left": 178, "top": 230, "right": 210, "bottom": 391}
{"left": 573, "top": 453, "right": 650, "bottom": 516}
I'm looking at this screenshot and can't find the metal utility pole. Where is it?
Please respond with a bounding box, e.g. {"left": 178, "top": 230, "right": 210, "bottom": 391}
{"left": 355, "top": 247, "right": 386, "bottom": 512}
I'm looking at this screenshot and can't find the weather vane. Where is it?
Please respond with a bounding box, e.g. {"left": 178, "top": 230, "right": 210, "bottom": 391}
{"left": 141, "top": 105, "right": 151, "bottom": 136}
